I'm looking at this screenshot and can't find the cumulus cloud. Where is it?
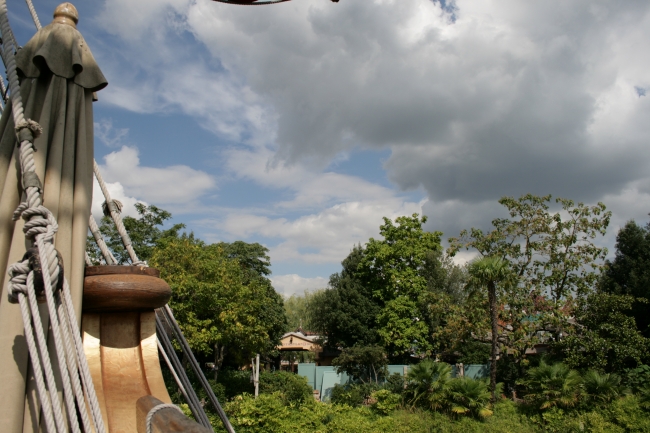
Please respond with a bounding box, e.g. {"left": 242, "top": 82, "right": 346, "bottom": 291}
{"left": 270, "top": 274, "right": 328, "bottom": 297}
{"left": 89, "top": 0, "right": 650, "bottom": 271}
{"left": 97, "top": 146, "right": 216, "bottom": 212}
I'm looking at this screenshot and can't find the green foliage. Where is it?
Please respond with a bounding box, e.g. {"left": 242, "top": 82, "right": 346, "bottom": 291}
{"left": 332, "top": 345, "right": 388, "bottom": 383}
{"left": 310, "top": 246, "right": 382, "bottom": 349}
{"left": 284, "top": 290, "right": 324, "bottom": 332}
{"left": 599, "top": 220, "right": 650, "bottom": 338}
{"left": 359, "top": 214, "right": 443, "bottom": 359}
{"left": 151, "top": 235, "right": 286, "bottom": 371}
{"left": 582, "top": 370, "right": 626, "bottom": 405}
{"left": 447, "top": 378, "right": 493, "bottom": 419}
{"left": 259, "top": 371, "right": 313, "bottom": 406}
{"left": 623, "top": 365, "right": 650, "bottom": 393}
{"left": 406, "top": 360, "right": 452, "bottom": 410}
{"left": 330, "top": 383, "right": 366, "bottom": 407}
{"left": 87, "top": 203, "right": 185, "bottom": 264}
{"left": 217, "top": 370, "right": 253, "bottom": 400}
{"left": 554, "top": 293, "right": 649, "bottom": 372}
{"left": 520, "top": 361, "right": 582, "bottom": 410}
{"left": 370, "top": 389, "right": 401, "bottom": 415}
{"left": 383, "top": 373, "right": 406, "bottom": 395}
{"left": 449, "top": 194, "right": 611, "bottom": 363}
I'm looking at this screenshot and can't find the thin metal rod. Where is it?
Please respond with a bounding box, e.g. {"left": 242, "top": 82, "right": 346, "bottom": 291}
{"left": 156, "top": 314, "right": 213, "bottom": 430}
{"left": 160, "top": 305, "right": 235, "bottom": 433}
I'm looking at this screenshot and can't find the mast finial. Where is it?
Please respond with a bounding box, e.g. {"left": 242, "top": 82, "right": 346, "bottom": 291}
{"left": 53, "top": 3, "right": 78, "bottom": 28}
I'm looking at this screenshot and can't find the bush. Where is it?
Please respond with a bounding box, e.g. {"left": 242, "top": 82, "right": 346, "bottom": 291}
{"left": 331, "top": 382, "right": 381, "bottom": 407}
{"left": 217, "top": 370, "right": 253, "bottom": 400}
{"left": 446, "top": 378, "right": 493, "bottom": 419}
{"left": 519, "top": 361, "right": 582, "bottom": 410}
{"left": 582, "top": 370, "right": 626, "bottom": 405}
{"left": 371, "top": 389, "right": 401, "bottom": 415}
{"left": 406, "top": 360, "right": 452, "bottom": 410}
{"left": 259, "top": 371, "right": 313, "bottom": 405}
{"left": 383, "top": 372, "right": 406, "bottom": 395}
{"left": 623, "top": 364, "right": 650, "bottom": 393}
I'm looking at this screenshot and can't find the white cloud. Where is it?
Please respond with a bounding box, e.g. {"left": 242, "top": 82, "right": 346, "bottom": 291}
{"left": 91, "top": 178, "right": 143, "bottom": 221}
{"left": 97, "top": 146, "right": 216, "bottom": 211}
{"left": 270, "top": 274, "right": 328, "bottom": 297}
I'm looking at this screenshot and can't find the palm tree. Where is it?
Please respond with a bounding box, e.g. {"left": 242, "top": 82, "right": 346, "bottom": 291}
{"left": 406, "top": 359, "right": 452, "bottom": 411}
{"left": 447, "top": 378, "right": 493, "bottom": 419}
{"left": 582, "top": 370, "right": 626, "bottom": 404}
{"left": 520, "top": 361, "right": 582, "bottom": 410}
{"left": 468, "top": 256, "right": 512, "bottom": 402}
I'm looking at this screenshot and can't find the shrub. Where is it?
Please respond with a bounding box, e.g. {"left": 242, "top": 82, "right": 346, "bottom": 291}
{"left": 623, "top": 364, "right": 650, "bottom": 393}
{"left": 406, "top": 360, "right": 452, "bottom": 410}
{"left": 446, "top": 378, "right": 493, "bottom": 419}
{"left": 519, "top": 361, "right": 582, "bottom": 410}
{"left": 330, "top": 382, "right": 380, "bottom": 407}
{"left": 259, "top": 371, "right": 313, "bottom": 406}
{"left": 582, "top": 370, "right": 626, "bottom": 405}
{"left": 217, "top": 370, "right": 253, "bottom": 400}
{"left": 383, "top": 372, "right": 406, "bottom": 395}
{"left": 371, "top": 389, "right": 401, "bottom": 415}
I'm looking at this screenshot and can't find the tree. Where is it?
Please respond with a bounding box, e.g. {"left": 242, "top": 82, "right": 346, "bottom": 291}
{"left": 87, "top": 203, "right": 185, "bottom": 264}
{"left": 449, "top": 194, "right": 611, "bottom": 360}
{"left": 284, "top": 290, "right": 324, "bottom": 331}
{"left": 150, "top": 235, "right": 286, "bottom": 378}
{"left": 406, "top": 360, "right": 452, "bottom": 410}
{"left": 309, "top": 245, "right": 383, "bottom": 349}
{"left": 553, "top": 293, "right": 649, "bottom": 372}
{"left": 599, "top": 220, "right": 650, "bottom": 338}
{"left": 358, "top": 214, "right": 443, "bottom": 360}
{"left": 332, "top": 345, "right": 388, "bottom": 384}
{"left": 468, "top": 256, "right": 512, "bottom": 402}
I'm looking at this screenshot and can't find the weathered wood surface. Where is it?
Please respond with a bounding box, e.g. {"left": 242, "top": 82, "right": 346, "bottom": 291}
{"left": 136, "top": 395, "right": 212, "bottom": 433}
{"left": 83, "top": 266, "right": 170, "bottom": 312}
{"left": 83, "top": 312, "right": 172, "bottom": 432}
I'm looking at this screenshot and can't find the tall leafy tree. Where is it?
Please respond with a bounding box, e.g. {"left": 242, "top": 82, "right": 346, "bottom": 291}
{"left": 358, "top": 214, "right": 443, "bottom": 360}
{"left": 449, "top": 194, "right": 611, "bottom": 359}
{"left": 151, "top": 235, "right": 286, "bottom": 378}
{"left": 599, "top": 220, "right": 650, "bottom": 337}
{"left": 310, "top": 245, "right": 382, "bottom": 349}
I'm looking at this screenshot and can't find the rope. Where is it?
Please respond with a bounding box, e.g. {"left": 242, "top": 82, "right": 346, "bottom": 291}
{"left": 157, "top": 340, "right": 188, "bottom": 398}
{"left": 93, "top": 159, "right": 146, "bottom": 266}
{"left": 146, "top": 404, "right": 183, "bottom": 433}
{"left": 23, "top": 0, "right": 41, "bottom": 30}
{"left": 0, "top": 2, "right": 106, "bottom": 432}
{"left": 88, "top": 215, "right": 117, "bottom": 265}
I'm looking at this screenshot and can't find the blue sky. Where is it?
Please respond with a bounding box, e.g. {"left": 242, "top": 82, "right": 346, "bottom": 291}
{"left": 10, "top": 0, "right": 650, "bottom": 296}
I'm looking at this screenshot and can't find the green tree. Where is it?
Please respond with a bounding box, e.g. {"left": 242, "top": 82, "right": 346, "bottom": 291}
{"left": 449, "top": 194, "right": 611, "bottom": 362}
{"left": 359, "top": 214, "right": 442, "bottom": 360}
{"left": 310, "top": 245, "right": 383, "bottom": 349}
{"left": 150, "top": 235, "right": 286, "bottom": 377}
{"left": 332, "top": 345, "right": 388, "bottom": 384}
{"left": 446, "top": 377, "right": 493, "bottom": 419}
{"left": 553, "top": 293, "right": 649, "bottom": 372}
{"left": 468, "top": 256, "right": 513, "bottom": 402}
{"left": 284, "top": 290, "right": 324, "bottom": 332}
{"left": 599, "top": 220, "right": 650, "bottom": 338}
{"left": 87, "top": 203, "right": 185, "bottom": 264}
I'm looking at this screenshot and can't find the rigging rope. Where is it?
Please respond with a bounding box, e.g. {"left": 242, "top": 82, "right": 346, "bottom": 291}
{"left": 0, "top": 1, "right": 106, "bottom": 431}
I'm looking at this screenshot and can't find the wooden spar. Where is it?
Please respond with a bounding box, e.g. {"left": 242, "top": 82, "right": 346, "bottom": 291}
{"left": 137, "top": 396, "right": 212, "bottom": 433}
{"left": 81, "top": 266, "right": 206, "bottom": 432}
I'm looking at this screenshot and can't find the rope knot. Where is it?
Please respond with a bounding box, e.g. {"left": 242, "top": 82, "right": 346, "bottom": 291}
{"left": 7, "top": 259, "right": 30, "bottom": 303}
{"left": 15, "top": 119, "right": 43, "bottom": 143}
{"left": 7, "top": 247, "right": 65, "bottom": 304}
{"left": 102, "top": 199, "right": 123, "bottom": 217}
{"left": 13, "top": 204, "right": 58, "bottom": 242}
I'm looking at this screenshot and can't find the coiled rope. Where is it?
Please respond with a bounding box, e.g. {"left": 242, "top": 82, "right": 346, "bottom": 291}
{"left": 0, "top": 0, "right": 106, "bottom": 431}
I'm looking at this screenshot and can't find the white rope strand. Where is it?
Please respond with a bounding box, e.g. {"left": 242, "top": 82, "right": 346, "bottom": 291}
{"left": 23, "top": 0, "right": 41, "bottom": 30}
{"left": 88, "top": 215, "right": 116, "bottom": 265}
{"left": 93, "top": 159, "right": 145, "bottom": 265}
{"left": 146, "top": 404, "right": 183, "bottom": 433}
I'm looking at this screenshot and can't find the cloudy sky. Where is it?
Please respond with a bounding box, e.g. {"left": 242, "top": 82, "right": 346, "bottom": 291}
{"left": 11, "top": 0, "right": 650, "bottom": 296}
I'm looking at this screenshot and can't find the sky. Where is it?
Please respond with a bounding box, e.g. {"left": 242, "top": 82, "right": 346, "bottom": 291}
{"left": 9, "top": 0, "right": 650, "bottom": 296}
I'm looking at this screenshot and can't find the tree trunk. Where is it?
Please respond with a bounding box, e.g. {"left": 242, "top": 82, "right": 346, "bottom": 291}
{"left": 214, "top": 344, "right": 226, "bottom": 382}
{"left": 488, "top": 281, "right": 498, "bottom": 402}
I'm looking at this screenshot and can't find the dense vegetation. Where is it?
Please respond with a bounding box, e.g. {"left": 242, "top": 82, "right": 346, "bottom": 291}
{"left": 88, "top": 195, "right": 650, "bottom": 432}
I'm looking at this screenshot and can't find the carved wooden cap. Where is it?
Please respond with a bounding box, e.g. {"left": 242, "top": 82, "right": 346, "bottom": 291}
{"left": 53, "top": 3, "right": 78, "bottom": 28}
